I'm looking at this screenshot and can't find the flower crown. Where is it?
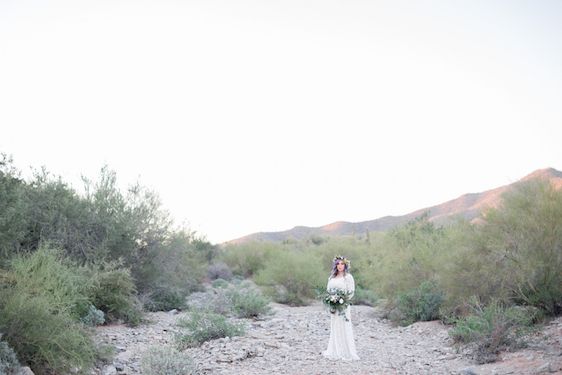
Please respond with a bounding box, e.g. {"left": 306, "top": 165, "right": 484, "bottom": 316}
{"left": 333, "top": 255, "right": 350, "bottom": 266}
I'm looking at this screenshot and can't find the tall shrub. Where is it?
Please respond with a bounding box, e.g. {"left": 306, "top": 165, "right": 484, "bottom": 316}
{"left": 477, "top": 180, "right": 562, "bottom": 315}
{"left": 221, "top": 242, "right": 283, "bottom": 277}
{"left": 254, "top": 251, "right": 325, "bottom": 305}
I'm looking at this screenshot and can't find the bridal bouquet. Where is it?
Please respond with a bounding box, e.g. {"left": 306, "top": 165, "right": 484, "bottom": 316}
{"left": 323, "top": 288, "right": 352, "bottom": 321}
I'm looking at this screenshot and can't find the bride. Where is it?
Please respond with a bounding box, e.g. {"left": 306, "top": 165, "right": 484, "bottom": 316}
{"left": 323, "top": 255, "right": 360, "bottom": 361}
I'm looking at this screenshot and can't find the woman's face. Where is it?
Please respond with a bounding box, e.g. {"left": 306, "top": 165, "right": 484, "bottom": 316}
{"left": 336, "top": 261, "right": 345, "bottom": 273}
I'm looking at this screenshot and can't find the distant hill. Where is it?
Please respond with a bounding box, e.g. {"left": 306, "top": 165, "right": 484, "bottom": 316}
{"left": 227, "top": 168, "right": 562, "bottom": 244}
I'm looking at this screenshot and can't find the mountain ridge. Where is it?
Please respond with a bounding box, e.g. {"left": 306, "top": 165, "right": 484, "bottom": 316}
{"left": 226, "top": 168, "right": 562, "bottom": 244}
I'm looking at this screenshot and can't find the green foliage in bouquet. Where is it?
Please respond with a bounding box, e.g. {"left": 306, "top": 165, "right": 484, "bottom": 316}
{"left": 323, "top": 288, "right": 353, "bottom": 321}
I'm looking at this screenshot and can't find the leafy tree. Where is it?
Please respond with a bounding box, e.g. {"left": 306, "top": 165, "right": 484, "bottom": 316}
{"left": 0, "top": 154, "right": 27, "bottom": 261}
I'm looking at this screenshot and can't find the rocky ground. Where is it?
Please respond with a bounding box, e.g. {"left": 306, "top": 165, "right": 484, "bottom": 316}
{"left": 94, "top": 303, "right": 562, "bottom": 375}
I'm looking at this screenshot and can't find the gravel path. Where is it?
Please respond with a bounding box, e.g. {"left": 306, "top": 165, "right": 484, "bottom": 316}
{"left": 94, "top": 303, "right": 562, "bottom": 375}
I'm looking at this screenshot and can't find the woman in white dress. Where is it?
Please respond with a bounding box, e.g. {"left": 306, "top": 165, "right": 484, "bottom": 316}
{"left": 323, "top": 255, "right": 360, "bottom": 361}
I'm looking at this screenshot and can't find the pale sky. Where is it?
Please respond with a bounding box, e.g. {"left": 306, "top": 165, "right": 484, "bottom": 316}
{"left": 1, "top": 1, "right": 561, "bottom": 243}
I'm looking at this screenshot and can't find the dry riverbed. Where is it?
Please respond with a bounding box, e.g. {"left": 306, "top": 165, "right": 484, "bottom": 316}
{"left": 94, "top": 303, "right": 561, "bottom": 375}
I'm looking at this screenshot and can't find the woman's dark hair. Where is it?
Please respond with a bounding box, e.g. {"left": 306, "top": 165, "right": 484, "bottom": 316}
{"left": 330, "top": 256, "right": 349, "bottom": 279}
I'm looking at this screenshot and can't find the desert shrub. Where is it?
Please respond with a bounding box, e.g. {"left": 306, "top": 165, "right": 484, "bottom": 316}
{"left": 254, "top": 251, "right": 325, "bottom": 306}
{"left": 186, "top": 280, "right": 270, "bottom": 318}
{"left": 143, "top": 286, "right": 186, "bottom": 312}
{"left": 221, "top": 242, "right": 283, "bottom": 277}
{"left": 353, "top": 286, "right": 378, "bottom": 306}
{"left": 450, "top": 299, "right": 536, "bottom": 363}
{"left": 227, "top": 286, "right": 271, "bottom": 318}
{"left": 360, "top": 214, "right": 450, "bottom": 301}
{"left": 87, "top": 263, "right": 143, "bottom": 325}
{"left": 0, "top": 292, "right": 96, "bottom": 374}
{"left": 207, "top": 261, "right": 233, "bottom": 281}
{"left": 0, "top": 154, "right": 28, "bottom": 263}
{"left": 0, "top": 338, "right": 21, "bottom": 375}
{"left": 393, "top": 281, "right": 444, "bottom": 326}
{"left": 134, "top": 231, "right": 207, "bottom": 312}
{"left": 140, "top": 346, "right": 198, "bottom": 375}
{"left": 212, "top": 278, "right": 229, "bottom": 289}
{"left": 186, "top": 289, "right": 232, "bottom": 316}
{"left": 175, "top": 311, "right": 245, "bottom": 349}
{"left": 476, "top": 180, "right": 562, "bottom": 315}
{"left": 9, "top": 246, "right": 91, "bottom": 319}
{"left": 80, "top": 304, "right": 105, "bottom": 326}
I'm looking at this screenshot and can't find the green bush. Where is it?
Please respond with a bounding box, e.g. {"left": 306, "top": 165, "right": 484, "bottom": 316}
{"left": 254, "top": 251, "right": 325, "bottom": 305}
{"left": 9, "top": 246, "right": 91, "bottom": 319}
{"left": 212, "top": 278, "right": 229, "bottom": 289}
{"left": 450, "top": 299, "right": 536, "bottom": 363}
{"left": 0, "top": 339, "right": 21, "bottom": 375}
{"left": 143, "top": 286, "right": 186, "bottom": 312}
{"left": 353, "top": 286, "right": 378, "bottom": 306}
{"left": 134, "top": 231, "right": 207, "bottom": 312}
{"left": 369, "top": 215, "right": 449, "bottom": 299}
{"left": 221, "top": 242, "right": 283, "bottom": 277}
{"left": 477, "top": 180, "right": 562, "bottom": 315}
{"left": 0, "top": 154, "right": 27, "bottom": 263}
{"left": 140, "top": 346, "right": 198, "bottom": 375}
{"left": 207, "top": 262, "right": 233, "bottom": 281}
{"left": 175, "top": 311, "right": 245, "bottom": 349}
{"left": 0, "top": 292, "right": 96, "bottom": 374}
{"left": 80, "top": 304, "right": 105, "bottom": 326}
{"left": 87, "top": 263, "right": 143, "bottom": 325}
{"left": 393, "top": 281, "right": 444, "bottom": 326}
{"left": 227, "top": 286, "right": 271, "bottom": 318}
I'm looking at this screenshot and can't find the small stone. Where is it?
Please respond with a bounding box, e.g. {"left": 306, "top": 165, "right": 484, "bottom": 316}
{"left": 114, "top": 362, "right": 125, "bottom": 371}
{"left": 18, "top": 367, "right": 35, "bottom": 375}
{"left": 460, "top": 367, "right": 478, "bottom": 375}
{"left": 101, "top": 366, "right": 117, "bottom": 375}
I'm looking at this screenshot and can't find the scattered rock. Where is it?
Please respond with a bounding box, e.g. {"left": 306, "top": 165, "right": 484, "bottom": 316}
{"left": 93, "top": 304, "right": 562, "bottom": 375}
{"left": 101, "top": 365, "right": 117, "bottom": 375}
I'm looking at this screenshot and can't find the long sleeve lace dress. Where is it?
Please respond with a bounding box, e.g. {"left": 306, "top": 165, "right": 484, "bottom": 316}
{"left": 322, "top": 273, "right": 360, "bottom": 361}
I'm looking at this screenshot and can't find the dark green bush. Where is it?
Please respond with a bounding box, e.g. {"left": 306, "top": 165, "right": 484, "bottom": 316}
{"left": 87, "top": 263, "right": 143, "bottom": 325}
{"left": 143, "top": 286, "right": 186, "bottom": 312}
{"left": 394, "top": 281, "right": 444, "bottom": 326}
{"left": 175, "top": 311, "right": 245, "bottom": 349}
{"left": 134, "top": 231, "right": 206, "bottom": 312}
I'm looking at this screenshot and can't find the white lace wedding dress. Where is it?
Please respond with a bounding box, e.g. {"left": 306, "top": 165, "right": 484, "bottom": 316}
{"left": 322, "top": 273, "right": 360, "bottom": 361}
